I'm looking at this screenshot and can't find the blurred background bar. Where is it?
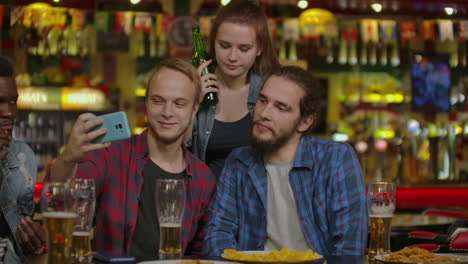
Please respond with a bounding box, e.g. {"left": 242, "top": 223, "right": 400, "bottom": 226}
{"left": 0, "top": 0, "right": 467, "bottom": 215}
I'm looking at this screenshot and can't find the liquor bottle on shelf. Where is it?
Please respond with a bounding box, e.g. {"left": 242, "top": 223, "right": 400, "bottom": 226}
{"left": 316, "top": 37, "right": 325, "bottom": 64}
{"left": 348, "top": 40, "right": 358, "bottom": 65}
{"left": 142, "top": 31, "right": 150, "bottom": 57}
{"left": 157, "top": 31, "right": 168, "bottom": 57}
{"left": 325, "top": 38, "right": 335, "bottom": 64}
{"left": 79, "top": 25, "right": 92, "bottom": 57}
{"left": 48, "top": 118, "right": 57, "bottom": 141}
{"left": 37, "top": 28, "right": 48, "bottom": 57}
{"left": 33, "top": 143, "right": 40, "bottom": 167}
{"left": 28, "top": 112, "right": 37, "bottom": 140}
{"left": 36, "top": 115, "right": 45, "bottom": 140}
{"left": 360, "top": 40, "right": 368, "bottom": 65}
{"left": 401, "top": 133, "right": 417, "bottom": 184}
{"left": 338, "top": 39, "right": 348, "bottom": 65}
{"left": 427, "top": 123, "right": 439, "bottom": 181}
{"left": 191, "top": 25, "right": 218, "bottom": 106}
{"left": 19, "top": 121, "right": 27, "bottom": 140}
{"left": 136, "top": 31, "right": 145, "bottom": 57}
{"left": 390, "top": 43, "right": 400, "bottom": 67}
{"left": 149, "top": 26, "right": 157, "bottom": 57}
{"left": 458, "top": 40, "right": 466, "bottom": 68}
{"left": 63, "top": 26, "right": 79, "bottom": 56}
{"left": 288, "top": 39, "right": 298, "bottom": 61}
{"left": 47, "top": 27, "right": 62, "bottom": 56}
{"left": 368, "top": 41, "right": 377, "bottom": 65}
{"left": 447, "top": 123, "right": 458, "bottom": 181}
{"left": 415, "top": 134, "right": 431, "bottom": 182}
{"left": 450, "top": 44, "right": 459, "bottom": 68}
{"left": 399, "top": 41, "right": 411, "bottom": 66}
{"left": 464, "top": 41, "right": 468, "bottom": 67}
{"left": 436, "top": 123, "right": 451, "bottom": 181}
{"left": 355, "top": 39, "right": 363, "bottom": 65}
{"left": 308, "top": 38, "right": 320, "bottom": 66}
{"left": 380, "top": 42, "right": 388, "bottom": 66}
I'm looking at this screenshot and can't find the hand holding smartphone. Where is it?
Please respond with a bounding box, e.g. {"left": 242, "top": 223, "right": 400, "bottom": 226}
{"left": 87, "top": 112, "right": 131, "bottom": 144}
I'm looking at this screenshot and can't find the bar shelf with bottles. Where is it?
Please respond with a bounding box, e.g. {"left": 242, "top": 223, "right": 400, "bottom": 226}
{"left": 14, "top": 110, "right": 66, "bottom": 170}
{"left": 14, "top": 85, "right": 112, "bottom": 171}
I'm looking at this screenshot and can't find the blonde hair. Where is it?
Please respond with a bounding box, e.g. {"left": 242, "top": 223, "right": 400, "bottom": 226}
{"left": 147, "top": 58, "right": 202, "bottom": 103}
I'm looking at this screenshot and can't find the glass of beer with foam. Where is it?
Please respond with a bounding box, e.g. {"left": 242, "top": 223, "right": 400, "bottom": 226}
{"left": 367, "top": 181, "right": 396, "bottom": 262}
{"left": 41, "top": 181, "right": 77, "bottom": 264}
{"left": 155, "top": 179, "right": 185, "bottom": 259}
{"left": 71, "top": 178, "right": 96, "bottom": 263}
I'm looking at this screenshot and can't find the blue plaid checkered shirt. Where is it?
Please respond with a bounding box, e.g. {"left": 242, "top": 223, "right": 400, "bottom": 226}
{"left": 203, "top": 136, "right": 368, "bottom": 257}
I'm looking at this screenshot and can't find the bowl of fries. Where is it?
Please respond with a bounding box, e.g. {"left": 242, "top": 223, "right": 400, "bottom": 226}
{"left": 222, "top": 248, "right": 323, "bottom": 263}
{"left": 375, "top": 247, "right": 468, "bottom": 264}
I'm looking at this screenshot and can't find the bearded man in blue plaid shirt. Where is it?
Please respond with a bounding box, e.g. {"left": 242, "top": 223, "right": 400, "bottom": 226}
{"left": 204, "top": 66, "right": 368, "bottom": 257}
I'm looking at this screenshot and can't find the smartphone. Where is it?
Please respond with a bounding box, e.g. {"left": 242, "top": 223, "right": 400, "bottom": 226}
{"left": 93, "top": 253, "right": 136, "bottom": 263}
{"left": 88, "top": 112, "right": 131, "bottom": 144}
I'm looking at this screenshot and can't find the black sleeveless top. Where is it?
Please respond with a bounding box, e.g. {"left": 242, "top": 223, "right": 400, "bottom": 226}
{"left": 205, "top": 113, "right": 252, "bottom": 178}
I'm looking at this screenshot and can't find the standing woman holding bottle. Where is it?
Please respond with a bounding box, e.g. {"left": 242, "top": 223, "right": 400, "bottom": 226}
{"left": 191, "top": 0, "right": 279, "bottom": 178}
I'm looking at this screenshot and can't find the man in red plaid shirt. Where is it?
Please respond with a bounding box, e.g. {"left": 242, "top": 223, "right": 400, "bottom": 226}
{"left": 47, "top": 59, "right": 216, "bottom": 261}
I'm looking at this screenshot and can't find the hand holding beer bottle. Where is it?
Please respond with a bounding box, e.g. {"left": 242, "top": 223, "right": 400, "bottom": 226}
{"left": 155, "top": 179, "right": 186, "bottom": 260}
{"left": 192, "top": 25, "right": 218, "bottom": 107}
{"left": 367, "top": 181, "right": 396, "bottom": 262}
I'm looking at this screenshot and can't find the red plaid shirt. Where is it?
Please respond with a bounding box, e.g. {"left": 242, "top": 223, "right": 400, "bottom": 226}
{"left": 46, "top": 130, "right": 216, "bottom": 256}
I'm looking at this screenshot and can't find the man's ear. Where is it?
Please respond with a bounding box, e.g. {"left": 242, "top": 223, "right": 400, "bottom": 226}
{"left": 192, "top": 102, "right": 199, "bottom": 116}
{"left": 297, "top": 115, "right": 314, "bottom": 133}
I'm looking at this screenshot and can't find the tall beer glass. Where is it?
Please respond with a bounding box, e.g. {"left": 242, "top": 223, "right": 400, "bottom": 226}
{"left": 71, "top": 178, "right": 96, "bottom": 263}
{"left": 155, "top": 179, "right": 185, "bottom": 259}
{"left": 41, "top": 181, "right": 77, "bottom": 264}
{"left": 368, "top": 181, "right": 396, "bottom": 261}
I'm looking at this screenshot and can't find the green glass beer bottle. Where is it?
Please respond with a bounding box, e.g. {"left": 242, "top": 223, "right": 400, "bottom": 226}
{"left": 191, "top": 25, "right": 218, "bottom": 106}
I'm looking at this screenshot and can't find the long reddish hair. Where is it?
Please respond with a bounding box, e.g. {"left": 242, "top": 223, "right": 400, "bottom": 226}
{"left": 209, "top": 0, "right": 279, "bottom": 79}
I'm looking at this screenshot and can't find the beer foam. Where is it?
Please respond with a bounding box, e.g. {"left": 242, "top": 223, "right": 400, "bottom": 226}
{"left": 42, "top": 212, "right": 78, "bottom": 218}
{"left": 160, "top": 223, "right": 181, "bottom": 228}
{"left": 369, "top": 214, "right": 393, "bottom": 218}
{"left": 370, "top": 204, "right": 395, "bottom": 216}
{"left": 72, "top": 231, "right": 90, "bottom": 236}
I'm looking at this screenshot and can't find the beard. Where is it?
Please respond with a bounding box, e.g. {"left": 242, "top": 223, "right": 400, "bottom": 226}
{"left": 249, "top": 119, "right": 300, "bottom": 154}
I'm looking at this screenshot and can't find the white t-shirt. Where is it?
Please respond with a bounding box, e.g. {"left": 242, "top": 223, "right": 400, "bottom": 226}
{"left": 264, "top": 160, "right": 309, "bottom": 251}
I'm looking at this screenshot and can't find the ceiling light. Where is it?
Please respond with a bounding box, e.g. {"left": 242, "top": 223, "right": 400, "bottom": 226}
{"left": 445, "top": 7, "right": 455, "bottom": 15}
{"left": 297, "top": 0, "right": 309, "bottom": 9}
{"left": 371, "top": 3, "right": 383, "bottom": 13}
{"left": 221, "top": 0, "right": 231, "bottom": 6}
{"left": 130, "top": 0, "right": 141, "bottom": 5}
{"left": 53, "top": 0, "right": 60, "bottom": 2}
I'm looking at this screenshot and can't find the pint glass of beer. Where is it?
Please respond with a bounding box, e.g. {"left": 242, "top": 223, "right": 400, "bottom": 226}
{"left": 155, "top": 179, "right": 185, "bottom": 259}
{"left": 367, "top": 181, "right": 396, "bottom": 261}
{"left": 41, "top": 181, "right": 77, "bottom": 264}
{"left": 71, "top": 178, "right": 96, "bottom": 263}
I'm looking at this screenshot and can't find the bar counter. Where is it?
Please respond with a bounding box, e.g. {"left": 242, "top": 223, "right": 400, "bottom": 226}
{"left": 396, "top": 186, "right": 468, "bottom": 211}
